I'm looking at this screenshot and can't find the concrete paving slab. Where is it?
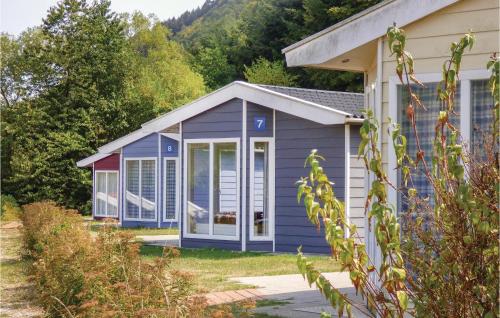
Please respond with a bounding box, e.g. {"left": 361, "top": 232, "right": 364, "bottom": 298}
{"left": 231, "top": 273, "right": 370, "bottom": 318}
{"left": 136, "top": 234, "right": 179, "bottom": 247}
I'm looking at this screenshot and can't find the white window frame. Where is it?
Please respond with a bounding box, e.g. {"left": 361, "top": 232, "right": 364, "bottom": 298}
{"left": 163, "top": 157, "right": 180, "bottom": 222}
{"left": 249, "top": 137, "right": 275, "bottom": 241}
{"left": 183, "top": 138, "right": 241, "bottom": 241}
{"left": 387, "top": 69, "right": 491, "bottom": 206}
{"left": 94, "top": 170, "right": 119, "bottom": 218}
{"left": 123, "top": 157, "right": 158, "bottom": 221}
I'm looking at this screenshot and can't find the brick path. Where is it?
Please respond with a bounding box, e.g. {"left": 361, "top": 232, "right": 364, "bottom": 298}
{"left": 203, "top": 288, "right": 264, "bottom": 305}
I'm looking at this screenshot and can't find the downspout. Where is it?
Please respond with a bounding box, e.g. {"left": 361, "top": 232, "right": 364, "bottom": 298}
{"left": 157, "top": 133, "right": 161, "bottom": 229}
{"left": 344, "top": 124, "right": 350, "bottom": 238}
{"left": 241, "top": 100, "right": 247, "bottom": 252}
{"left": 179, "top": 121, "right": 183, "bottom": 248}
{"left": 272, "top": 109, "right": 276, "bottom": 253}
{"left": 373, "top": 36, "right": 384, "bottom": 279}
{"left": 119, "top": 150, "right": 123, "bottom": 227}
{"left": 92, "top": 163, "right": 95, "bottom": 220}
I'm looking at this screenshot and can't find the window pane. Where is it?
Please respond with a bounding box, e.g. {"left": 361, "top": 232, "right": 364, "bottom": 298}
{"left": 399, "top": 83, "right": 460, "bottom": 207}
{"left": 253, "top": 142, "right": 269, "bottom": 237}
{"left": 187, "top": 144, "right": 210, "bottom": 234}
{"left": 165, "top": 160, "right": 176, "bottom": 219}
{"left": 96, "top": 172, "right": 106, "bottom": 216}
{"left": 107, "top": 172, "right": 118, "bottom": 217}
{"left": 141, "top": 160, "right": 156, "bottom": 220}
{"left": 125, "top": 161, "right": 140, "bottom": 219}
{"left": 471, "top": 79, "right": 494, "bottom": 147}
{"left": 213, "top": 143, "right": 237, "bottom": 236}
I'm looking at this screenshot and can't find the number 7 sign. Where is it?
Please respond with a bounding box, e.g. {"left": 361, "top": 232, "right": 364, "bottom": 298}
{"left": 254, "top": 116, "right": 266, "bottom": 131}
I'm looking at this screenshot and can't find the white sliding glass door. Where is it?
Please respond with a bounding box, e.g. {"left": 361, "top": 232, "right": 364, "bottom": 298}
{"left": 185, "top": 139, "right": 240, "bottom": 240}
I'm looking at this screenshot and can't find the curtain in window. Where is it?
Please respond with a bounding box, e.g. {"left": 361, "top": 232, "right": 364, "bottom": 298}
{"left": 96, "top": 172, "right": 106, "bottom": 216}
{"left": 471, "top": 79, "right": 494, "bottom": 148}
{"left": 213, "top": 143, "right": 237, "bottom": 236}
{"left": 399, "top": 83, "right": 460, "bottom": 206}
{"left": 253, "top": 142, "right": 269, "bottom": 237}
{"left": 141, "top": 160, "right": 156, "bottom": 220}
{"left": 165, "top": 160, "right": 177, "bottom": 220}
{"left": 187, "top": 144, "right": 210, "bottom": 234}
{"left": 126, "top": 161, "right": 140, "bottom": 219}
{"left": 107, "top": 172, "right": 118, "bottom": 217}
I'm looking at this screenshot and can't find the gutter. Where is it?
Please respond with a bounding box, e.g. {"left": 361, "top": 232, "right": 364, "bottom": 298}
{"left": 345, "top": 117, "right": 364, "bottom": 124}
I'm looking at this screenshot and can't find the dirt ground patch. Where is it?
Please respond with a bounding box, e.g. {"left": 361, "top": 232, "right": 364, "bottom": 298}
{"left": 0, "top": 223, "right": 43, "bottom": 318}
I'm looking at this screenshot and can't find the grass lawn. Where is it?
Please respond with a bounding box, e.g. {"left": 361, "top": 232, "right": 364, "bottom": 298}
{"left": 88, "top": 222, "right": 179, "bottom": 236}
{"left": 140, "top": 245, "right": 340, "bottom": 293}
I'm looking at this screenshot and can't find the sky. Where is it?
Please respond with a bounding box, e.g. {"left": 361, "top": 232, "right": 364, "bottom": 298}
{"left": 0, "top": 0, "right": 206, "bottom": 35}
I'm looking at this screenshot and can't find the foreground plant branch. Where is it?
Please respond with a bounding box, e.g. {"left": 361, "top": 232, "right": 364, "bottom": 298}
{"left": 297, "top": 26, "right": 499, "bottom": 318}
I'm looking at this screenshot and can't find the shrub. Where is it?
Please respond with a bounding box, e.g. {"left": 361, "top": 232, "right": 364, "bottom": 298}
{"left": 296, "top": 28, "right": 499, "bottom": 317}
{"left": 1, "top": 194, "right": 22, "bottom": 221}
{"left": 22, "top": 202, "right": 210, "bottom": 317}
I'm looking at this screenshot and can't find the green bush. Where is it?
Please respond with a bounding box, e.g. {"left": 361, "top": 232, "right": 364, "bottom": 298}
{"left": 22, "top": 202, "right": 210, "bottom": 317}
{"left": 1, "top": 194, "right": 22, "bottom": 221}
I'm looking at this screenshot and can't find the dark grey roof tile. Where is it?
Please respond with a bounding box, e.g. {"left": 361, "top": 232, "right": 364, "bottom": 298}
{"left": 256, "top": 84, "right": 365, "bottom": 118}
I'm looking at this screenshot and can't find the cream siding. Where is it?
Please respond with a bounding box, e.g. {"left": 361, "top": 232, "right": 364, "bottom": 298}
{"left": 350, "top": 154, "right": 366, "bottom": 241}
{"left": 380, "top": 0, "right": 500, "bottom": 172}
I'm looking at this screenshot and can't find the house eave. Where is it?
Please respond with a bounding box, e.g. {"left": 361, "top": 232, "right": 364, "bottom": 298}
{"left": 283, "top": 0, "right": 459, "bottom": 70}
{"left": 76, "top": 152, "right": 113, "bottom": 167}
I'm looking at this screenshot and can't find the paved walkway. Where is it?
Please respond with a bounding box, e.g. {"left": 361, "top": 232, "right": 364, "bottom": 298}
{"left": 230, "top": 273, "right": 370, "bottom": 318}
{"left": 136, "top": 234, "right": 179, "bottom": 247}
{"left": 204, "top": 289, "right": 264, "bottom": 306}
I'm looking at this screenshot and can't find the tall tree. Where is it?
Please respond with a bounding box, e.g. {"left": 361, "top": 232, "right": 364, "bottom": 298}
{"left": 244, "top": 57, "right": 298, "bottom": 86}
{"left": 1, "top": 1, "right": 206, "bottom": 211}
{"left": 124, "top": 12, "right": 205, "bottom": 117}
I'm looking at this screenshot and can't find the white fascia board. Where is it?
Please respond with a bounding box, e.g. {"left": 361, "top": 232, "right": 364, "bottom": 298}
{"left": 144, "top": 81, "right": 348, "bottom": 132}
{"left": 238, "top": 82, "right": 350, "bottom": 124}
{"left": 93, "top": 81, "right": 350, "bottom": 155}
{"left": 77, "top": 152, "right": 112, "bottom": 167}
{"left": 283, "top": 0, "right": 458, "bottom": 67}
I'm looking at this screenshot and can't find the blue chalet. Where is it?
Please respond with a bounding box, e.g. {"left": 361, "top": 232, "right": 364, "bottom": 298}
{"left": 77, "top": 81, "right": 366, "bottom": 253}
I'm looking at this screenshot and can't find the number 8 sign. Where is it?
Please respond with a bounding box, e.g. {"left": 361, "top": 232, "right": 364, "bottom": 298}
{"left": 254, "top": 116, "right": 266, "bottom": 131}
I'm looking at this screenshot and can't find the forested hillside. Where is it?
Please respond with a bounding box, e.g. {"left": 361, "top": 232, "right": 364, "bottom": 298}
{"left": 165, "top": 0, "right": 381, "bottom": 91}
{"left": 1, "top": 0, "right": 379, "bottom": 212}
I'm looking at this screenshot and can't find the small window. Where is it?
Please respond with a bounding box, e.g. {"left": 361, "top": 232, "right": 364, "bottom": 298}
{"left": 250, "top": 140, "right": 273, "bottom": 240}
{"left": 125, "top": 159, "right": 157, "bottom": 220}
{"left": 95, "top": 171, "right": 118, "bottom": 217}
{"left": 398, "top": 83, "right": 461, "bottom": 208}
{"left": 471, "top": 79, "right": 494, "bottom": 147}
{"left": 164, "top": 159, "right": 178, "bottom": 220}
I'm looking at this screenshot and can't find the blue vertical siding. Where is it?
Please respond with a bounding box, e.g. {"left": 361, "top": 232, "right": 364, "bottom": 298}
{"left": 121, "top": 133, "right": 178, "bottom": 228}
{"left": 181, "top": 98, "right": 243, "bottom": 250}
{"left": 274, "top": 111, "right": 345, "bottom": 254}
{"left": 246, "top": 102, "right": 273, "bottom": 252}
{"left": 160, "top": 136, "right": 179, "bottom": 227}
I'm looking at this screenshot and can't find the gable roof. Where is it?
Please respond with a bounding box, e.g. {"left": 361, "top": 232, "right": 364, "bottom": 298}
{"left": 78, "top": 81, "right": 363, "bottom": 167}
{"left": 257, "top": 84, "right": 364, "bottom": 118}
{"left": 283, "top": 0, "right": 458, "bottom": 68}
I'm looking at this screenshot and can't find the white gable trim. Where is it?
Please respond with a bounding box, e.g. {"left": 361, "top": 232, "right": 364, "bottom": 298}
{"left": 80, "top": 81, "right": 352, "bottom": 164}
{"left": 77, "top": 152, "right": 114, "bottom": 167}
{"left": 143, "top": 81, "right": 349, "bottom": 133}
{"left": 283, "top": 0, "right": 458, "bottom": 67}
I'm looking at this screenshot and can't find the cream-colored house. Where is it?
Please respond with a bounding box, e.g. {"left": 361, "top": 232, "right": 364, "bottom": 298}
{"left": 283, "top": 0, "right": 499, "bottom": 262}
